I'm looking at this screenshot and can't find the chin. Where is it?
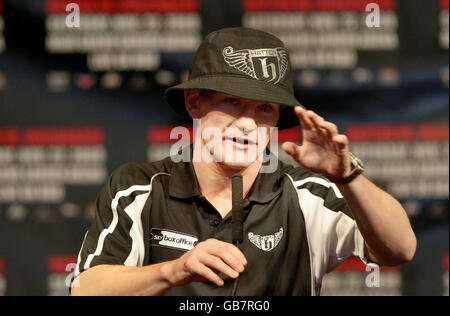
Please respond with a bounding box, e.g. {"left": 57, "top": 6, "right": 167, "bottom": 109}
{"left": 218, "top": 160, "right": 253, "bottom": 170}
{"left": 219, "top": 150, "right": 259, "bottom": 169}
{"left": 205, "top": 142, "right": 263, "bottom": 167}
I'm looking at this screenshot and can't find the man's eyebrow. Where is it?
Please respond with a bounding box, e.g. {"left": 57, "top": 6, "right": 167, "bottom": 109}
{"left": 259, "top": 102, "right": 282, "bottom": 107}
{"left": 200, "top": 90, "right": 217, "bottom": 97}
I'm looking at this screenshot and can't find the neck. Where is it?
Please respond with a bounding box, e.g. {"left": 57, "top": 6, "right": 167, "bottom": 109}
{"left": 192, "top": 146, "right": 261, "bottom": 200}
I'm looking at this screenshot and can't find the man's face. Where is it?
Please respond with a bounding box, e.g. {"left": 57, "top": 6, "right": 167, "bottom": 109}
{"left": 187, "top": 90, "right": 281, "bottom": 169}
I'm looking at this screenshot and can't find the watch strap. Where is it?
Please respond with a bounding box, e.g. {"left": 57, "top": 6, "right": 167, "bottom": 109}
{"left": 327, "top": 152, "right": 364, "bottom": 184}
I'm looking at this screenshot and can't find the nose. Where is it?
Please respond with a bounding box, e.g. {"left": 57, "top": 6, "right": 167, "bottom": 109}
{"left": 235, "top": 105, "right": 258, "bottom": 133}
{"left": 235, "top": 117, "right": 257, "bottom": 134}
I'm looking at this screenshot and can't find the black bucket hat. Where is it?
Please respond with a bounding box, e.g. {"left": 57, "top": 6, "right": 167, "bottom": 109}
{"left": 164, "top": 27, "right": 302, "bottom": 129}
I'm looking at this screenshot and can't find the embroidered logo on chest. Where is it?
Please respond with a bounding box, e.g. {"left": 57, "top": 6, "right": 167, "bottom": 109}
{"left": 248, "top": 228, "right": 283, "bottom": 252}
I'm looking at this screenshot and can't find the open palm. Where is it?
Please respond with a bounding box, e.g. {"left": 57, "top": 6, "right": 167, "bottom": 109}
{"left": 282, "top": 107, "right": 351, "bottom": 180}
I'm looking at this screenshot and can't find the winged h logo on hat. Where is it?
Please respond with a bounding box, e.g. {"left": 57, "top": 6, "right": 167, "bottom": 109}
{"left": 223, "top": 46, "right": 288, "bottom": 85}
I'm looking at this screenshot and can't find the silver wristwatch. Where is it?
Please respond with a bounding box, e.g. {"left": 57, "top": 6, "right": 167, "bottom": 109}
{"left": 329, "top": 152, "right": 365, "bottom": 184}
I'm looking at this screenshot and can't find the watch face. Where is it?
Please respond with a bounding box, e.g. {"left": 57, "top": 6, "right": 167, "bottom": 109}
{"left": 350, "top": 152, "right": 364, "bottom": 170}
{"left": 355, "top": 156, "right": 364, "bottom": 168}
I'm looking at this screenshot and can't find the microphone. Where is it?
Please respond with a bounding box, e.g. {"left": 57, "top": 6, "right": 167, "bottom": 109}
{"left": 230, "top": 174, "right": 244, "bottom": 296}
{"left": 231, "top": 174, "right": 244, "bottom": 245}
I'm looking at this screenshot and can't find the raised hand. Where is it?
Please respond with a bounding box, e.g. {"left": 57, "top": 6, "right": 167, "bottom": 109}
{"left": 282, "top": 106, "right": 352, "bottom": 180}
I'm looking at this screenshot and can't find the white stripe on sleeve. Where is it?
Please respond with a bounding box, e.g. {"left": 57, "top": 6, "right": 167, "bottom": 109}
{"left": 83, "top": 184, "right": 151, "bottom": 271}
{"left": 293, "top": 176, "right": 344, "bottom": 199}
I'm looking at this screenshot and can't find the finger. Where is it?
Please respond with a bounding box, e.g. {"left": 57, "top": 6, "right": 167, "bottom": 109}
{"left": 185, "top": 256, "right": 225, "bottom": 286}
{"left": 319, "top": 121, "right": 339, "bottom": 139}
{"left": 294, "top": 106, "right": 314, "bottom": 130}
{"left": 201, "top": 255, "right": 240, "bottom": 279}
{"left": 332, "top": 134, "right": 349, "bottom": 151}
{"left": 309, "top": 112, "right": 328, "bottom": 136}
{"left": 282, "top": 141, "right": 299, "bottom": 157}
{"left": 193, "top": 263, "right": 225, "bottom": 286}
{"left": 282, "top": 142, "right": 305, "bottom": 165}
{"left": 306, "top": 109, "right": 324, "bottom": 121}
{"left": 208, "top": 247, "right": 245, "bottom": 273}
{"left": 207, "top": 239, "right": 247, "bottom": 266}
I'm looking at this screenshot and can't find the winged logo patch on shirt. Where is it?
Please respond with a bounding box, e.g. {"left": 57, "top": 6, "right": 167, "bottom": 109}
{"left": 248, "top": 228, "right": 283, "bottom": 252}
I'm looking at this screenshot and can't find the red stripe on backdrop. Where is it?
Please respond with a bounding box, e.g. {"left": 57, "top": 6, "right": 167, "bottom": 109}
{"left": 440, "top": 0, "right": 449, "bottom": 10}
{"left": 0, "top": 127, "right": 105, "bottom": 145}
{"left": 443, "top": 252, "right": 449, "bottom": 271}
{"left": 242, "top": 0, "right": 396, "bottom": 12}
{"left": 46, "top": 0, "right": 71, "bottom": 14}
{"left": 147, "top": 125, "right": 193, "bottom": 144}
{"left": 418, "top": 123, "right": 450, "bottom": 141}
{"left": 147, "top": 125, "right": 302, "bottom": 144}
{"left": 22, "top": 127, "right": 105, "bottom": 145}
{"left": 119, "top": 0, "right": 199, "bottom": 13}
{"left": 276, "top": 126, "right": 302, "bottom": 143}
{"left": 0, "top": 127, "right": 20, "bottom": 145}
{"left": 45, "top": 0, "right": 200, "bottom": 14}
{"left": 0, "top": 257, "right": 4, "bottom": 274}
{"left": 345, "top": 123, "right": 415, "bottom": 142}
{"left": 345, "top": 123, "right": 449, "bottom": 142}
{"left": 0, "top": 0, "right": 3, "bottom": 14}
{"left": 333, "top": 256, "right": 399, "bottom": 272}
{"left": 47, "top": 254, "right": 78, "bottom": 274}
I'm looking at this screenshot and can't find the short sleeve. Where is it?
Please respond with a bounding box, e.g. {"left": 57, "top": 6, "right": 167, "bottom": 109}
{"left": 74, "top": 163, "right": 151, "bottom": 279}
{"left": 286, "top": 171, "right": 368, "bottom": 294}
{"left": 322, "top": 199, "right": 367, "bottom": 272}
{"left": 310, "top": 178, "right": 368, "bottom": 272}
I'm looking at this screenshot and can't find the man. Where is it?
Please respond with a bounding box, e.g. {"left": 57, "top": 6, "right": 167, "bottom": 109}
{"left": 71, "top": 27, "right": 416, "bottom": 296}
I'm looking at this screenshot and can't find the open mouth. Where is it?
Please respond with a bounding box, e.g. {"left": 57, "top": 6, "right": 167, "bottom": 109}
{"left": 225, "top": 137, "right": 256, "bottom": 146}
{"left": 233, "top": 137, "right": 248, "bottom": 145}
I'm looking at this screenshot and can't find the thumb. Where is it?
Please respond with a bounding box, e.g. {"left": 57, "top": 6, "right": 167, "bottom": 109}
{"left": 282, "top": 142, "right": 300, "bottom": 157}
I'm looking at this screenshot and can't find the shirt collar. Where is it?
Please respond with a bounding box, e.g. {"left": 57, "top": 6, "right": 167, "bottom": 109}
{"left": 168, "top": 159, "right": 203, "bottom": 199}
{"left": 246, "top": 158, "right": 283, "bottom": 204}
{"left": 168, "top": 146, "right": 285, "bottom": 204}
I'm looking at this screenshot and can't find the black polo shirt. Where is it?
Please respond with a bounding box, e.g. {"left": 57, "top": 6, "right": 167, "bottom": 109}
{"left": 75, "top": 150, "right": 366, "bottom": 296}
